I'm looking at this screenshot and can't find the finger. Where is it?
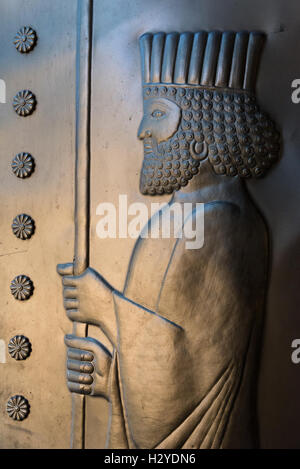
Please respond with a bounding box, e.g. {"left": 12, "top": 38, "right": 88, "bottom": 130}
{"left": 64, "top": 299, "right": 79, "bottom": 310}
{"left": 63, "top": 287, "right": 77, "bottom": 299}
{"left": 65, "top": 309, "right": 82, "bottom": 323}
{"left": 57, "top": 263, "right": 74, "bottom": 276}
{"left": 67, "top": 369, "right": 93, "bottom": 385}
{"left": 67, "top": 347, "right": 94, "bottom": 362}
{"left": 62, "top": 275, "right": 78, "bottom": 287}
{"left": 65, "top": 335, "right": 112, "bottom": 358}
{"left": 67, "top": 359, "right": 94, "bottom": 374}
{"left": 67, "top": 381, "right": 91, "bottom": 395}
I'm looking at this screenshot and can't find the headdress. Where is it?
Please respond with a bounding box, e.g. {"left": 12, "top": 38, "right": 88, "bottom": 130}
{"left": 140, "top": 31, "right": 265, "bottom": 93}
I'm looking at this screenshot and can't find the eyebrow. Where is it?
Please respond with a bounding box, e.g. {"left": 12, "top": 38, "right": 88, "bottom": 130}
{"left": 147, "top": 99, "right": 172, "bottom": 111}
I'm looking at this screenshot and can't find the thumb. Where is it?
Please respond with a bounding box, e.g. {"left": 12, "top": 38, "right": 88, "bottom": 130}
{"left": 57, "top": 262, "right": 74, "bottom": 276}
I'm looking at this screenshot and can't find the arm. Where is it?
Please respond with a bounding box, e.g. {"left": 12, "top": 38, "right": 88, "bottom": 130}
{"left": 57, "top": 262, "right": 192, "bottom": 448}
{"left": 57, "top": 262, "right": 181, "bottom": 347}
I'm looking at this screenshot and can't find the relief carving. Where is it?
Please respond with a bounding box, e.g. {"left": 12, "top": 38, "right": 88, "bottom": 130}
{"left": 58, "top": 30, "right": 281, "bottom": 448}
{"left": 12, "top": 214, "right": 35, "bottom": 240}
{"left": 6, "top": 395, "right": 30, "bottom": 421}
{"left": 139, "top": 31, "right": 279, "bottom": 197}
{"left": 11, "top": 152, "right": 35, "bottom": 179}
{"left": 8, "top": 335, "right": 31, "bottom": 361}
{"left": 10, "top": 275, "right": 34, "bottom": 301}
{"left": 13, "top": 90, "right": 37, "bottom": 117}
{"left": 14, "top": 26, "right": 37, "bottom": 54}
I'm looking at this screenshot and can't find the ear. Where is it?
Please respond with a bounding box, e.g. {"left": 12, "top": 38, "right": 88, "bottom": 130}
{"left": 190, "top": 140, "right": 208, "bottom": 160}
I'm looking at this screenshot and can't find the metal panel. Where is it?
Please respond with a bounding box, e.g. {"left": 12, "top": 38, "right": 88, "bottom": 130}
{"left": 89, "top": 0, "right": 300, "bottom": 449}
{"left": 0, "top": 0, "right": 299, "bottom": 449}
{"left": 0, "top": 0, "right": 76, "bottom": 448}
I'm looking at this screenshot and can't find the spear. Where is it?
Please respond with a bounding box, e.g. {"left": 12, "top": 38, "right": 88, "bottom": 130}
{"left": 71, "top": 0, "right": 93, "bottom": 449}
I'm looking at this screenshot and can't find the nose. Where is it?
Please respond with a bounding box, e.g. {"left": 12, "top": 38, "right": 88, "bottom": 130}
{"left": 138, "top": 119, "right": 152, "bottom": 140}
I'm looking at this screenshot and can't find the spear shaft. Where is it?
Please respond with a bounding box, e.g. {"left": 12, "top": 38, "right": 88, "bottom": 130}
{"left": 71, "top": 0, "right": 93, "bottom": 449}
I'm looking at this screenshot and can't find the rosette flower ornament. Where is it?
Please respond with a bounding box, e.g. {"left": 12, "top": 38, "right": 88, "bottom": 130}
{"left": 12, "top": 214, "right": 35, "bottom": 240}
{"left": 14, "top": 26, "right": 37, "bottom": 53}
{"left": 11, "top": 153, "right": 35, "bottom": 179}
{"left": 10, "top": 275, "right": 34, "bottom": 301}
{"left": 8, "top": 335, "right": 31, "bottom": 361}
{"left": 13, "top": 90, "right": 36, "bottom": 116}
{"left": 6, "top": 396, "right": 30, "bottom": 421}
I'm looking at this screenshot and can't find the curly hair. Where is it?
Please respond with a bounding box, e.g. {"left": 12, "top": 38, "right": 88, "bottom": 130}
{"left": 143, "top": 85, "right": 281, "bottom": 180}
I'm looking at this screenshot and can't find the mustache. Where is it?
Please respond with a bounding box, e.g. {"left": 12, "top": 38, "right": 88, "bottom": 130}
{"left": 143, "top": 137, "right": 158, "bottom": 155}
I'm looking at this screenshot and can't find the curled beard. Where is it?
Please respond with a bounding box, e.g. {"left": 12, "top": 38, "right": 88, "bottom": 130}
{"left": 140, "top": 130, "right": 201, "bottom": 196}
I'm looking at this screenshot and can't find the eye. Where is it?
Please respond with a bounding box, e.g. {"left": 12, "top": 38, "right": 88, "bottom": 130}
{"left": 151, "top": 109, "right": 165, "bottom": 119}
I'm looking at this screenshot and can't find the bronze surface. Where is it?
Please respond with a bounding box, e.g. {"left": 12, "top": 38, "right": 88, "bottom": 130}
{"left": 0, "top": 0, "right": 299, "bottom": 449}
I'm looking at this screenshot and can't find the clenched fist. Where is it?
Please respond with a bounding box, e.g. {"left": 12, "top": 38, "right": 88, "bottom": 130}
{"left": 65, "top": 334, "right": 112, "bottom": 397}
{"left": 57, "top": 263, "right": 117, "bottom": 346}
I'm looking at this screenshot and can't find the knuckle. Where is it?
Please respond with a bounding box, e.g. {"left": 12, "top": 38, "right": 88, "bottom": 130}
{"left": 67, "top": 359, "right": 94, "bottom": 375}
{"left": 79, "top": 384, "right": 92, "bottom": 395}
{"left": 67, "top": 382, "right": 91, "bottom": 395}
{"left": 82, "top": 351, "right": 94, "bottom": 361}
{"left": 81, "top": 362, "right": 94, "bottom": 373}
{"left": 79, "top": 373, "right": 93, "bottom": 385}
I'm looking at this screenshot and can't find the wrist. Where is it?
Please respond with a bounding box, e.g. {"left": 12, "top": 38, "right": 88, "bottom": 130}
{"left": 95, "top": 288, "right": 117, "bottom": 346}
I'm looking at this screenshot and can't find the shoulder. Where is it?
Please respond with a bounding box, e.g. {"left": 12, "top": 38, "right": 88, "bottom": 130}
{"left": 176, "top": 196, "right": 267, "bottom": 258}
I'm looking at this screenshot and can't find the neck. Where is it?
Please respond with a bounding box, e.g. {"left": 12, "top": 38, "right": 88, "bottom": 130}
{"left": 173, "top": 160, "right": 247, "bottom": 205}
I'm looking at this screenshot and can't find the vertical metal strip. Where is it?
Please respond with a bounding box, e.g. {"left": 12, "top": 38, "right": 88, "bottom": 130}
{"left": 71, "top": 0, "right": 93, "bottom": 449}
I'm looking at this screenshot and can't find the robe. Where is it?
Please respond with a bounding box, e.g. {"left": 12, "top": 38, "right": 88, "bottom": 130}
{"left": 106, "top": 188, "right": 268, "bottom": 449}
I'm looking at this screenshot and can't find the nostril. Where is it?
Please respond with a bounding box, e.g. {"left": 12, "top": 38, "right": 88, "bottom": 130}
{"left": 138, "top": 126, "right": 152, "bottom": 140}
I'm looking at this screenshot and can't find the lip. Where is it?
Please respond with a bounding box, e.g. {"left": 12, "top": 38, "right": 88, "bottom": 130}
{"left": 144, "top": 143, "right": 152, "bottom": 154}
{"left": 144, "top": 137, "right": 158, "bottom": 155}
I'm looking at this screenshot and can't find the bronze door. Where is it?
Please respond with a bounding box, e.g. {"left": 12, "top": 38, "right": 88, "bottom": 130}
{"left": 0, "top": 0, "right": 299, "bottom": 449}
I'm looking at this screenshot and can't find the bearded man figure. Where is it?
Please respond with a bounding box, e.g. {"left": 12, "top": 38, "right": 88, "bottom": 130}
{"left": 57, "top": 31, "right": 280, "bottom": 448}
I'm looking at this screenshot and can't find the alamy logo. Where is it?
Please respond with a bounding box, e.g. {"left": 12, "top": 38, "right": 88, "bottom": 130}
{"left": 291, "top": 79, "right": 300, "bottom": 104}
{"left": 96, "top": 195, "right": 205, "bottom": 250}
{"left": 0, "top": 79, "right": 6, "bottom": 103}
{"left": 291, "top": 339, "right": 300, "bottom": 364}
